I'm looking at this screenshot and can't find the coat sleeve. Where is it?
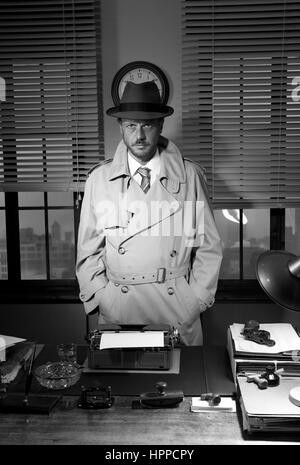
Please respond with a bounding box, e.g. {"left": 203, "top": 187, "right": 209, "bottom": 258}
{"left": 76, "top": 171, "right": 108, "bottom": 314}
{"left": 188, "top": 165, "right": 223, "bottom": 311}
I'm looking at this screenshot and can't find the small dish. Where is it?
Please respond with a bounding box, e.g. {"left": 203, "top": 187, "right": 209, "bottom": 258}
{"left": 34, "top": 361, "right": 81, "bottom": 390}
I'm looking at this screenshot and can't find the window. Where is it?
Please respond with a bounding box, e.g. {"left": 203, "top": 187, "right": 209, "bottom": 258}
{"left": 286, "top": 208, "right": 300, "bottom": 256}
{"left": 182, "top": 0, "right": 300, "bottom": 208}
{"left": 182, "top": 0, "right": 300, "bottom": 297}
{"left": 215, "top": 208, "right": 270, "bottom": 280}
{"left": 2, "top": 191, "right": 79, "bottom": 284}
{"left": 0, "top": 192, "right": 7, "bottom": 280}
{"left": 0, "top": 0, "right": 104, "bottom": 191}
{"left": 0, "top": 0, "right": 104, "bottom": 297}
{"left": 18, "top": 192, "right": 75, "bottom": 280}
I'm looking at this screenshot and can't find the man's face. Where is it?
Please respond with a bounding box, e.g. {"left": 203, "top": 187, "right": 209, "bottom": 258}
{"left": 119, "top": 118, "right": 163, "bottom": 164}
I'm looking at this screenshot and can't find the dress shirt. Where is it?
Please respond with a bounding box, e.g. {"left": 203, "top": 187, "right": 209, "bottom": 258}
{"left": 127, "top": 150, "right": 161, "bottom": 188}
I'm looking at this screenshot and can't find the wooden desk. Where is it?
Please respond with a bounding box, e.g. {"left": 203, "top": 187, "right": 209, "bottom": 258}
{"left": 0, "top": 395, "right": 299, "bottom": 445}
{"left": 0, "top": 344, "right": 299, "bottom": 445}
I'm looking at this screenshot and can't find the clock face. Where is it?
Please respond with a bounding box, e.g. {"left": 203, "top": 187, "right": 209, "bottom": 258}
{"left": 118, "top": 67, "right": 163, "bottom": 101}
{"left": 111, "top": 61, "right": 169, "bottom": 106}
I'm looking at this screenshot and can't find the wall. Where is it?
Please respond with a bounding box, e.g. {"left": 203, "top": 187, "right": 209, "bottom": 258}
{"left": 101, "top": 0, "right": 182, "bottom": 156}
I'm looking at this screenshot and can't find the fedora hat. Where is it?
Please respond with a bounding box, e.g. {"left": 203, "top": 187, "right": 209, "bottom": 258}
{"left": 106, "top": 81, "right": 174, "bottom": 119}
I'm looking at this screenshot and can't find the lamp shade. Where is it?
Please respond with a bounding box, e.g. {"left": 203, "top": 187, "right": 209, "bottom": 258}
{"left": 256, "top": 251, "right": 300, "bottom": 312}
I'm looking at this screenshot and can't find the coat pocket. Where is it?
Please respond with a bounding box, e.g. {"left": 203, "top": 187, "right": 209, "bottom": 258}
{"left": 175, "top": 276, "right": 200, "bottom": 325}
{"left": 98, "top": 280, "right": 120, "bottom": 322}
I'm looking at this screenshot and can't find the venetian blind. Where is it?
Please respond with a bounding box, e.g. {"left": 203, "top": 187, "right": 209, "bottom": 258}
{"left": 0, "top": 0, "right": 103, "bottom": 192}
{"left": 182, "top": 0, "right": 300, "bottom": 208}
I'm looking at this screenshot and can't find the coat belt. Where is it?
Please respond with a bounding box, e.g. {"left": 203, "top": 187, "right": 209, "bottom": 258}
{"left": 107, "top": 266, "right": 189, "bottom": 285}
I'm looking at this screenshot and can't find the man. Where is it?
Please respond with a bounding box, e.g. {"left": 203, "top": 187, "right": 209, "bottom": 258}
{"left": 76, "top": 81, "right": 222, "bottom": 345}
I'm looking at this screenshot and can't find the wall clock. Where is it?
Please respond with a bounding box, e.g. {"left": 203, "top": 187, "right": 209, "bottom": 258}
{"left": 111, "top": 61, "right": 170, "bottom": 106}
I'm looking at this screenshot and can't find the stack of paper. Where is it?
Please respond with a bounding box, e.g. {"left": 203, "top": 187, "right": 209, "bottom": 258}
{"left": 238, "top": 375, "right": 300, "bottom": 433}
{"left": 227, "top": 323, "right": 300, "bottom": 434}
{"left": 227, "top": 323, "right": 300, "bottom": 379}
{"left": 230, "top": 323, "right": 300, "bottom": 355}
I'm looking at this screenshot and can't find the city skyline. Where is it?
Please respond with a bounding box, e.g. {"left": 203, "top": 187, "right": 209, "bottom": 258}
{"left": 0, "top": 219, "right": 75, "bottom": 280}
{"left": 0, "top": 206, "right": 299, "bottom": 280}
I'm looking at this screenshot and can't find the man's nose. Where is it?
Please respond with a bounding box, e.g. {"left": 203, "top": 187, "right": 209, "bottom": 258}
{"left": 136, "top": 125, "right": 146, "bottom": 140}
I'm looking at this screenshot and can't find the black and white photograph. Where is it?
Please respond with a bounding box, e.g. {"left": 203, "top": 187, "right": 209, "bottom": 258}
{"left": 0, "top": 0, "right": 300, "bottom": 454}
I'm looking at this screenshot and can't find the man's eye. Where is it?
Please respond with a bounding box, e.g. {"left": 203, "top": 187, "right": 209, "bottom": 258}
{"left": 143, "top": 124, "right": 152, "bottom": 129}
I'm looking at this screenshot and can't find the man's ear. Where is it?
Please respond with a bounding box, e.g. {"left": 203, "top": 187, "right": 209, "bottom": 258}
{"left": 118, "top": 118, "right": 123, "bottom": 135}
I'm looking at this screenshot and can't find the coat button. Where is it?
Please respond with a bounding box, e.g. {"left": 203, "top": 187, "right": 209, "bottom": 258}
{"left": 118, "top": 247, "right": 126, "bottom": 255}
{"left": 167, "top": 287, "right": 174, "bottom": 295}
{"left": 170, "top": 250, "right": 177, "bottom": 257}
{"left": 121, "top": 286, "right": 129, "bottom": 293}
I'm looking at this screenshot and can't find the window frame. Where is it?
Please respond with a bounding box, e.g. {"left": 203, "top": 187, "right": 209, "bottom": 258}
{"left": 0, "top": 0, "right": 104, "bottom": 192}
{"left": 0, "top": 201, "right": 289, "bottom": 303}
{"left": 0, "top": 0, "right": 103, "bottom": 302}
{"left": 216, "top": 207, "right": 286, "bottom": 300}
{"left": 0, "top": 191, "right": 81, "bottom": 303}
{"left": 181, "top": 0, "right": 300, "bottom": 209}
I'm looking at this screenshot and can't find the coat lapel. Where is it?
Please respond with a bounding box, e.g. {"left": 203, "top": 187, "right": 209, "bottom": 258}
{"left": 123, "top": 179, "right": 181, "bottom": 239}
{"left": 105, "top": 138, "right": 187, "bottom": 245}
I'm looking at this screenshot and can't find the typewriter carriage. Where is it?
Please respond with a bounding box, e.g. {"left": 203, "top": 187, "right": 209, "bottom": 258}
{"left": 86, "top": 324, "right": 180, "bottom": 371}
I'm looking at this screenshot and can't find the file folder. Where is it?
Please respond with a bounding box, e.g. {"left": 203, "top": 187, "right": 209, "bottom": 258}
{"left": 237, "top": 375, "right": 300, "bottom": 433}
{"left": 227, "top": 324, "right": 300, "bottom": 380}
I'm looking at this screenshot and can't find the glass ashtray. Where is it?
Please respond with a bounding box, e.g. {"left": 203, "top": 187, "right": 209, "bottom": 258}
{"left": 34, "top": 361, "right": 81, "bottom": 390}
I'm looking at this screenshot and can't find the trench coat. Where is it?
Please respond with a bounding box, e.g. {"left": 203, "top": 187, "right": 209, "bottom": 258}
{"left": 76, "top": 136, "right": 222, "bottom": 345}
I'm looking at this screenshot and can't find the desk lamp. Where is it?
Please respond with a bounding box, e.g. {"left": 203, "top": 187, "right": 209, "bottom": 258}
{"left": 256, "top": 251, "right": 300, "bottom": 407}
{"left": 256, "top": 250, "right": 300, "bottom": 312}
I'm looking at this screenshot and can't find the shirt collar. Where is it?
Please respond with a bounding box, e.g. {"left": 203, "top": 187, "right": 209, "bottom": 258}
{"left": 127, "top": 149, "right": 160, "bottom": 178}
{"left": 108, "top": 137, "right": 186, "bottom": 184}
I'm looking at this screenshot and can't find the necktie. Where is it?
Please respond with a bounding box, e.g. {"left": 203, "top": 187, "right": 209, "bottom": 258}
{"left": 136, "top": 166, "right": 151, "bottom": 193}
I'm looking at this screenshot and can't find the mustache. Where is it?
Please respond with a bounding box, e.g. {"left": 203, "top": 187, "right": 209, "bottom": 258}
{"left": 134, "top": 141, "right": 149, "bottom": 146}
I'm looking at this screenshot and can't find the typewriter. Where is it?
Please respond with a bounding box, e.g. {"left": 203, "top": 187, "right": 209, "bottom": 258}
{"left": 86, "top": 324, "right": 180, "bottom": 371}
